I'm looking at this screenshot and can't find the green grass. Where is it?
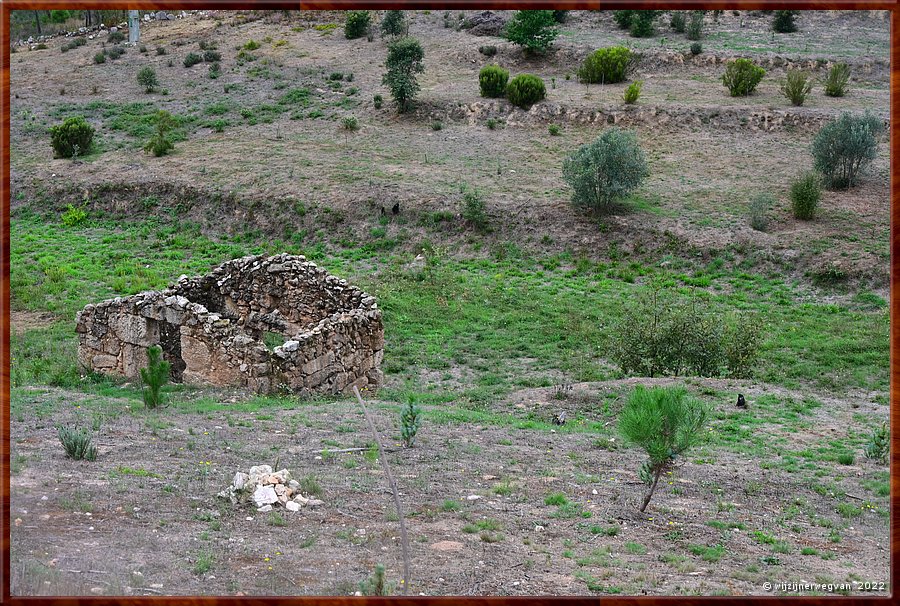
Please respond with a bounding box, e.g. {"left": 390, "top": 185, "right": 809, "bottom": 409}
{"left": 688, "top": 543, "right": 725, "bottom": 562}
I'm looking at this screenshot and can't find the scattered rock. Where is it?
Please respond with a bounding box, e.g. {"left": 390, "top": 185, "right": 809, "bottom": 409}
{"left": 219, "top": 465, "right": 322, "bottom": 513}
{"left": 462, "top": 11, "right": 509, "bottom": 37}
{"left": 285, "top": 501, "right": 300, "bottom": 512}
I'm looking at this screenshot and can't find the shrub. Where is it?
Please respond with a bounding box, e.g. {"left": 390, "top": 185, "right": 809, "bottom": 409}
{"left": 156, "top": 46, "right": 167, "bottom": 55}
{"left": 781, "top": 69, "right": 813, "bottom": 106}
{"left": 486, "top": 118, "right": 497, "bottom": 129}
{"left": 690, "top": 42, "right": 703, "bottom": 55}
{"left": 748, "top": 193, "right": 772, "bottom": 231}
{"left": 208, "top": 62, "right": 221, "bottom": 79}
{"left": 400, "top": 398, "right": 421, "bottom": 448}
{"left": 140, "top": 345, "right": 170, "bottom": 409}
{"left": 360, "top": 563, "right": 387, "bottom": 596}
{"left": 345, "top": 11, "right": 371, "bottom": 39}
{"left": 137, "top": 66, "right": 158, "bottom": 93}
{"left": 562, "top": 127, "right": 648, "bottom": 212}
{"left": 243, "top": 39, "right": 261, "bottom": 50}
{"left": 504, "top": 10, "right": 558, "bottom": 54}
{"left": 144, "top": 110, "right": 177, "bottom": 157}
{"left": 107, "top": 30, "right": 125, "bottom": 43}
{"left": 479, "top": 64, "right": 509, "bottom": 98}
{"left": 722, "top": 313, "right": 764, "bottom": 378}
{"left": 686, "top": 11, "right": 704, "bottom": 40}
{"left": 623, "top": 80, "right": 643, "bottom": 104}
{"left": 823, "top": 62, "right": 850, "bottom": 97}
{"left": 613, "top": 11, "right": 635, "bottom": 30}
{"left": 373, "top": 94, "right": 383, "bottom": 109}
{"left": 431, "top": 120, "right": 442, "bottom": 131}
{"left": 670, "top": 11, "right": 686, "bottom": 33}
{"left": 383, "top": 37, "right": 425, "bottom": 113}
{"left": 578, "top": 46, "right": 635, "bottom": 84}
{"left": 863, "top": 422, "right": 889, "bottom": 464}
{"left": 478, "top": 45, "right": 497, "bottom": 57}
{"left": 811, "top": 112, "right": 883, "bottom": 189}
{"left": 93, "top": 52, "right": 106, "bottom": 64}
{"left": 50, "top": 116, "right": 94, "bottom": 158}
{"left": 548, "top": 124, "right": 561, "bottom": 136}
{"left": 462, "top": 187, "right": 488, "bottom": 230}
{"left": 722, "top": 58, "right": 765, "bottom": 96}
{"left": 790, "top": 172, "right": 822, "bottom": 220}
{"left": 629, "top": 11, "right": 660, "bottom": 38}
{"left": 105, "top": 46, "right": 125, "bottom": 60}
{"left": 61, "top": 204, "right": 87, "bottom": 227}
{"left": 203, "top": 49, "right": 221, "bottom": 62}
{"left": 183, "top": 52, "right": 202, "bottom": 67}
{"left": 505, "top": 74, "right": 546, "bottom": 109}
{"left": 773, "top": 10, "right": 799, "bottom": 33}
{"left": 380, "top": 10, "right": 406, "bottom": 38}
{"left": 553, "top": 10, "right": 569, "bottom": 23}
{"left": 619, "top": 385, "right": 707, "bottom": 511}
{"left": 58, "top": 426, "right": 98, "bottom": 461}
{"left": 341, "top": 115, "right": 360, "bottom": 131}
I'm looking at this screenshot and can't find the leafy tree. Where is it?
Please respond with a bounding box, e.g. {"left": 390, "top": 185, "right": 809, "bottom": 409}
{"left": 380, "top": 10, "right": 406, "bottom": 38}
{"left": 619, "top": 385, "right": 707, "bottom": 511}
{"left": 382, "top": 37, "right": 425, "bottom": 112}
{"left": 504, "top": 10, "right": 558, "bottom": 54}
{"left": 562, "top": 127, "right": 649, "bottom": 212}
{"left": 811, "top": 112, "right": 883, "bottom": 189}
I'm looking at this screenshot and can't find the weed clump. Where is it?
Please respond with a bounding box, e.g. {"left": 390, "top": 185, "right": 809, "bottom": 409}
{"left": 619, "top": 385, "right": 706, "bottom": 511}
{"left": 823, "top": 63, "right": 850, "bottom": 97}
{"left": 461, "top": 187, "right": 488, "bottom": 231}
{"left": 748, "top": 193, "right": 772, "bottom": 231}
{"left": 790, "top": 172, "right": 822, "bottom": 220}
{"left": 690, "top": 42, "right": 703, "bottom": 55}
{"left": 686, "top": 11, "right": 704, "bottom": 40}
{"left": 59, "top": 426, "right": 98, "bottom": 461}
{"left": 50, "top": 115, "right": 94, "bottom": 158}
{"left": 505, "top": 74, "right": 546, "bottom": 109}
{"left": 811, "top": 112, "right": 883, "bottom": 189}
{"left": 107, "top": 30, "right": 125, "bottom": 43}
{"left": 479, "top": 64, "right": 509, "bottom": 98}
{"left": 578, "top": 47, "right": 635, "bottom": 84}
{"left": 781, "top": 69, "right": 813, "bottom": 106}
{"left": 723, "top": 58, "right": 765, "bottom": 96}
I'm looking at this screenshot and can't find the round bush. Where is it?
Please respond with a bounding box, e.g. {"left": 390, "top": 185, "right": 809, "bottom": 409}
{"left": 562, "top": 127, "right": 648, "bottom": 212}
{"left": 505, "top": 74, "right": 546, "bottom": 109}
{"left": 811, "top": 112, "right": 883, "bottom": 189}
{"left": 137, "top": 66, "right": 158, "bottom": 93}
{"left": 50, "top": 116, "right": 94, "bottom": 158}
{"left": 790, "top": 172, "right": 821, "bottom": 220}
{"left": 722, "top": 58, "right": 765, "bottom": 97}
{"left": 690, "top": 42, "right": 703, "bottom": 55}
{"left": 578, "top": 46, "right": 633, "bottom": 84}
{"left": 344, "top": 11, "right": 371, "bottom": 40}
{"left": 479, "top": 64, "right": 509, "bottom": 98}
{"left": 623, "top": 80, "right": 643, "bottom": 104}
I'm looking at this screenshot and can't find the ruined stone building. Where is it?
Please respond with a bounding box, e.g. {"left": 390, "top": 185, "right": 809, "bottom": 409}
{"left": 75, "top": 254, "right": 384, "bottom": 394}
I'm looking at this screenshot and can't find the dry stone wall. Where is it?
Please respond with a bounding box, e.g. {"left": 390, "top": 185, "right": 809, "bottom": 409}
{"left": 75, "top": 254, "right": 384, "bottom": 395}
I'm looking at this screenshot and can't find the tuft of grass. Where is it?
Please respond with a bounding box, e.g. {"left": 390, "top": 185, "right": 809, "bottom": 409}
{"left": 544, "top": 492, "right": 568, "bottom": 506}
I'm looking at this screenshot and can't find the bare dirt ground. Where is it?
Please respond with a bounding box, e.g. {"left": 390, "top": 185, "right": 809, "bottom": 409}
{"left": 9, "top": 379, "right": 890, "bottom": 596}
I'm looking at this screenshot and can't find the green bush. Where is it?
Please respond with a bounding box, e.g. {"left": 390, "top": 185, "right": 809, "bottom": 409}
{"left": 382, "top": 37, "right": 425, "bottom": 112}
{"left": 823, "top": 62, "right": 850, "bottom": 97}
{"left": 623, "top": 80, "right": 643, "bottom": 104}
{"left": 140, "top": 345, "right": 170, "bottom": 409}
{"left": 50, "top": 116, "right": 94, "bottom": 158}
{"left": 619, "top": 385, "right": 706, "bottom": 511}
{"left": 183, "top": 52, "right": 202, "bottom": 67}
{"left": 341, "top": 115, "right": 360, "bottom": 131}
{"left": 613, "top": 11, "right": 635, "bottom": 30}
{"left": 629, "top": 11, "right": 660, "bottom": 38}
{"left": 203, "top": 49, "right": 221, "bottom": 62}
{"left": 478, "top": 45, "right": 497, "bottom": 57}
{"left": 748, "top": 193, "right": 772, "bottom": 231}
{"left": 137, "top": 66, "right": 158, "bottom": 93}
{"left": 790, "top": 172, "right": 822, "bottom": 220}
{"left": 400, "top": 397, "right": 421, "bottom": 448}
{"left": 144, "top": 111, "right": 177, "bottom": 157}
{"left": 208, "top": 62, "right": 221, "bottom": 79}
{"left": 690, "top": 42, "right": 703, "bottom": 55}
{"left": 243, "top": 39, "right": 261, "bottom": 50}
{"left": 772, "top": 10, "right": 799, "bottom": 33}
{"left": 93, "top": 52, "right": 106, "bottom": 64}
{"left": 156, "top": 46, "right": 167, "bottom": 56}
{"left": 504, "top": 10, "right": 558, "bottom": 54}
{"left": 373, "top": 94, "right": 383, "bottom": 109}
{"left": 722, "top": 313, "right": 764, "bottom": 378}
{"left": 811, "top": 112, "right": 883, "bottom": 189}
{"left": 562, "top": 127, "right": 648, "bottom": 212}
{"left": 548, "top": 124, "right": 561, "bottom": 136}
{"left": 105, "top": 46, "right": 125, "bottom": 60}
{"left": 863, "top": 422, "right": 889, "bottom": 464}
{"left": 462, "top": 187, "right": 488, "bottom": 231}
{"left": 345, "top": 11, "right": 371, "bottom": 39}
{"left": 578, "top": 47, "right": 634, "bottom": 84}
{"left": 670, "top": 11, "right": 686, "bottom": 33}
{"left": 781, "top": 69, "right": 813, "bottom": 106}
{"left": 686, "top": 11, "right": 704, "bottom": 40}
{"left": 505, "top": 74, "right": 546, "bottom": 109}
{"left": 479, "top": 64, "right": 509, "bottom": 98}
{"left": 380, "top": 10, "right": 405, "bottom": 38}
{"left": 61, "top": 204, "right": 87, "bottom": 227}
{"left": 722, "top": 58, "right": 765, "bottom": 96}
{"left": 59, "top": 426, "right": 98, "bottom": 461}
{"left": 107, "top": 30, "right": 125, "bottom": 43}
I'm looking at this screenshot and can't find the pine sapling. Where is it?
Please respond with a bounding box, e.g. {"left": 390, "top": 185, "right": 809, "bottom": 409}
{"left": 400, "top": 398, "right": 421, "bottom": 448}
{"left": 140, "top": 345, "right": 171, "bottom": 409}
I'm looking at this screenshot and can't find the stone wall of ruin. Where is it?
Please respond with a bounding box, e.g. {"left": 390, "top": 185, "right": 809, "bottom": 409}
{"left": 75, "top": 254, "right": 384, "bottom": 395}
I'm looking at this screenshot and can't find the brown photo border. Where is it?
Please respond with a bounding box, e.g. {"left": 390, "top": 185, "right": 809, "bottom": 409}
{"left": 0, "top": 1, "right": 895, "bottom": 603}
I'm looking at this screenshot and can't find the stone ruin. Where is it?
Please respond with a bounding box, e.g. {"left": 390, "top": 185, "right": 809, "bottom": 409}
{"left": 75, "top": 253, "right": 384, "bottom": 395}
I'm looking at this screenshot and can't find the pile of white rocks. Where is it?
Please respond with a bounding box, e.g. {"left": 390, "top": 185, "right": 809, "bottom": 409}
{"left": 217, "top": 465, "right": 324, "bottom": 513}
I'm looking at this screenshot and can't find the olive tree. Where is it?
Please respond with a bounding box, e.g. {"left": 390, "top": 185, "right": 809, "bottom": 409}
{"left": 382, "top": 37, "right": 424, "bottom": 113}
{"left": 811, "top": 111, "right": 883, "bottom": 189}
{"left": 562, "top": 127, "right": 649, "bottom": 212}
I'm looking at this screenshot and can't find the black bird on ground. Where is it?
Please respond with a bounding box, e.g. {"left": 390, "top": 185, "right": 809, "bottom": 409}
{"left": 736, "top": 394, "right": 747, "bottom": 409}
{"left": 392, "top": 202, "right": 400, "bottom": 215}
{"left": 552, "top": 411, "right": 567, "bottom": 426}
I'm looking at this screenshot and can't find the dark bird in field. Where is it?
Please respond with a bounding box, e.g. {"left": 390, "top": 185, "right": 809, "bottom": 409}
{"left": 392, "top": 202, "right": 400, "bottom": 215}
{"left": 736, "top": 394, "right": 747, "bottom": 409}
{"left": 380, "top": 205, "right": 386, "bottom": 216}
{"left": 552, "top": 411, "right": 567, "bottom": 426}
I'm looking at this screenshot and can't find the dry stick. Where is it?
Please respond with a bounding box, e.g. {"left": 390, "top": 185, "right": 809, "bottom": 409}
{"left": 352, "top": 386, "right": 410, "bottom": 595}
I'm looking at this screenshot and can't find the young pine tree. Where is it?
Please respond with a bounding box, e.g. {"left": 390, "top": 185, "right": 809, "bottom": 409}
{"left": 140, "top": 345, "right": 171, "bottom": 409}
